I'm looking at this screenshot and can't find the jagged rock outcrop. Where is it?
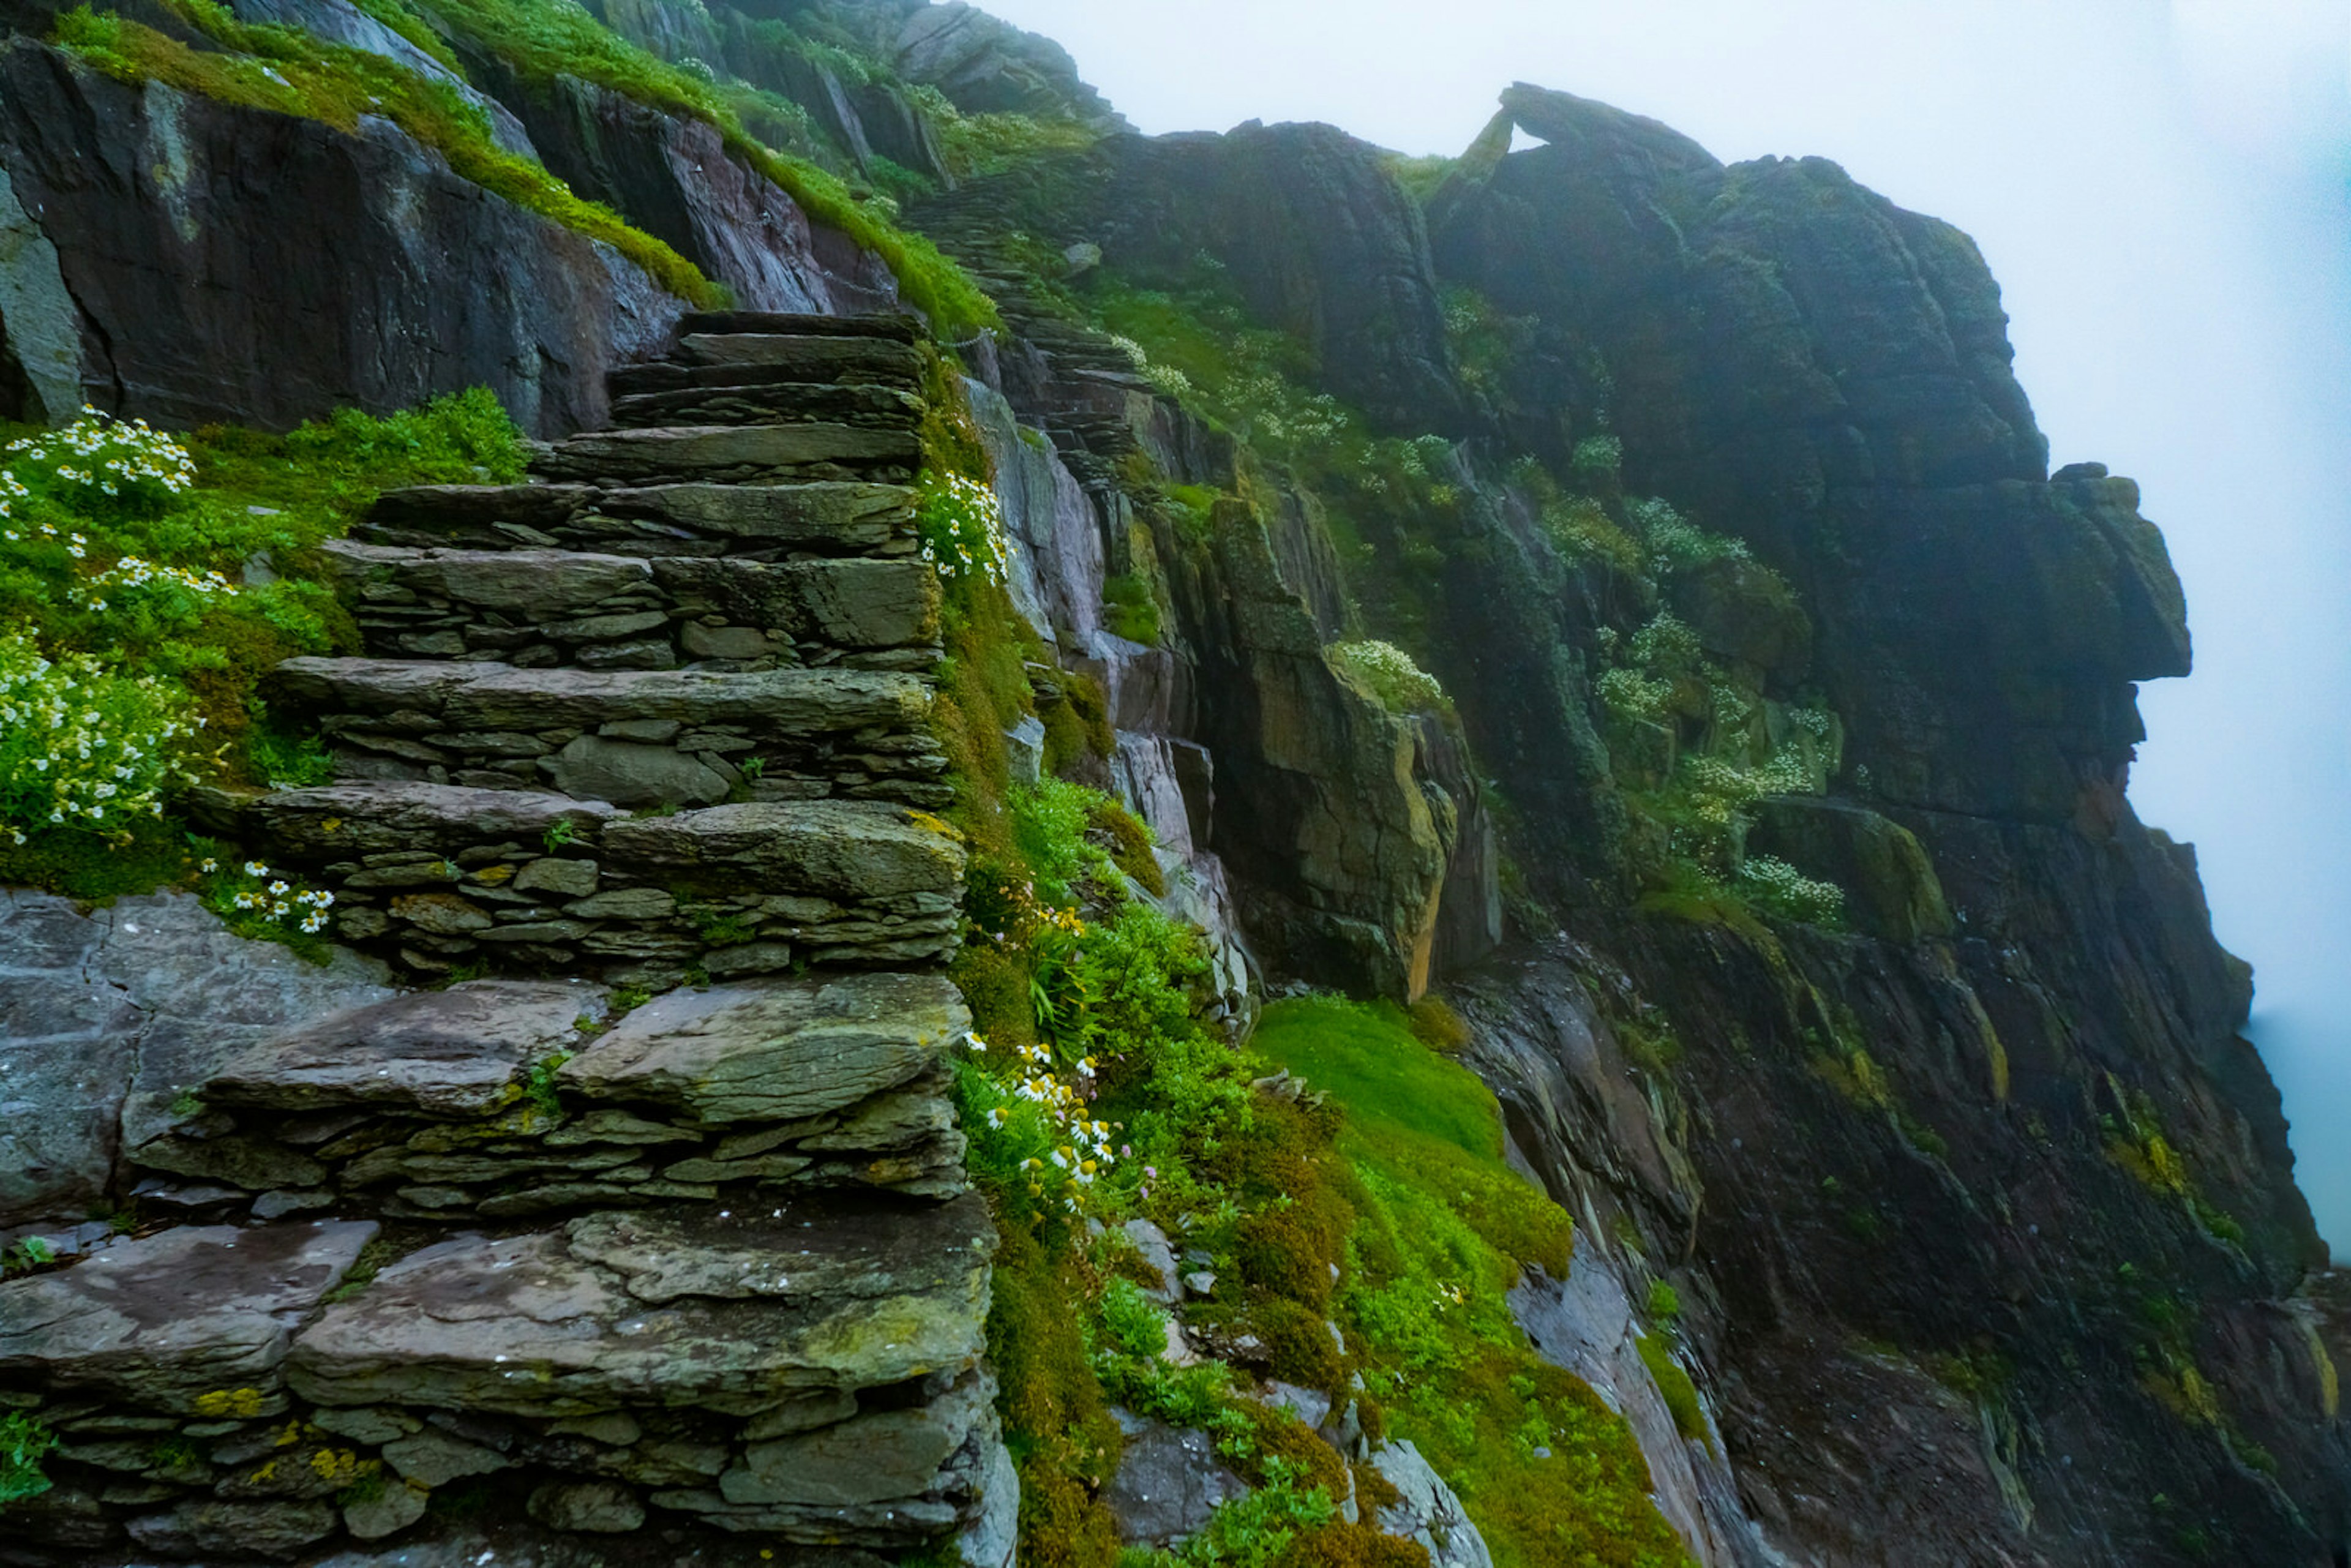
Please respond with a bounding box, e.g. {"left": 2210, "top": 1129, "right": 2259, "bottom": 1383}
{"left": 0, "top": 38, "right": 681, "bottom": 434}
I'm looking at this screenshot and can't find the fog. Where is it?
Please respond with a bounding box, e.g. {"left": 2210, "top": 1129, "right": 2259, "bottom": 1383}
{"left": 972, "top": 0, "right": 2351, "bottom": 1256}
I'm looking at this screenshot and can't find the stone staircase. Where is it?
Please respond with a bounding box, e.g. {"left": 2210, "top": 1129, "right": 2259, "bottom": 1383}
{"left": 0, "top": 314, "right": 1013, "bottom": 1567}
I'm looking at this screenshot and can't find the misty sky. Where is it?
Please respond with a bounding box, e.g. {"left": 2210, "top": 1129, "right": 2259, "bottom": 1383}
{"left": 972, "top": 0, "right": 2351, "bottom": 1255}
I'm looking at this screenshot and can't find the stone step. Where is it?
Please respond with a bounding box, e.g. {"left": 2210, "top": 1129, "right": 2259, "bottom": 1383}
{"left": 0, "top": 1198, "right": 1000, "bottom": 1555}
{"left": 154, "top": 974, "right": 970, "bottom": 1218}
{"left": 609, "top": 377, "right": 924, "bottom": 432}
{"left": 322, "top": 541, "right": 940, "bottom": 670}
{"left": 234, "top": 783, "right": 965, "bottom": 981}
{"left": 0, "top": 1219, "right": 380, "bottom": 1416}
{"left": 264, "top": 658, "right": 948, "bottom": 809}
{"left": 360, "top": 481, "right": 920, "bottom": 561}
{"left": 606, "top": 334, "right": 926, "bottom": 390}
{"left": 531, "top": 424, "right": 921, "bottom": 488}
{"left": 677, "top": 309, "right": 924, "bottom": 343}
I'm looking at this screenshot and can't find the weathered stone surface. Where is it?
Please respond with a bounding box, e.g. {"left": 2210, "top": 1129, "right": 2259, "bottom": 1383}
{"left": 286, "top": 1194, "right": 994, "bottom": 1415}
{"left": 721, "top": 1371, "right": 990, "bottom": 1507}
{"left": 560, "top": 973, "right": 966, "bottom": 1123}
{"left": 528, "top": 1479, "right": 646, "bottom": 1533}
{"left": 593, "top": 481, "right": 917, "bottom": 552}
{"left": 534, "top": 423, "right": 921, "bottom": 484}
{"left": 125, "top": 1497, "right": 340, "bottom": 1560}
{"left": 342, "top": 1476, "right": 428, "bottom": 1539}
{"left": 0, "top": 889, "right": 393, "bottom": 1238}
{"left": 243, "top": 782, "right": 617, "bottom": 858}
{"left": 651, "top": 556, "right": 939, "bottom": 650}
{"left": 323, "top": 539, "right": 654, "bottom": 614}
{"left": 0, "top": 38, "right": 677, "bottom": 437}
{"left": 603, "top": 798, "right": 966, "bottom": 902}
{"left": 381, "top": 1426, "right": 511, "bottom": 1486}
{"left": 1103, "top": 1410, "right": 1247, "bottom": 1547}
{"left": 0, "top": 1220, "right": 376, "bottom": 1411}
{"left": 542, "top": 733, "right": 734, "bottom": 808}
{"left": 1372, "top": 1440, "right": 1494, "bottom": 1568}
{"left": 271, "top": 658, "right": 932, "bottom": 735}
{"left": 206, "top": 982, "right": 602, "bottom": 1117}
{"left": 478, "top": 68, "right": 905, "bottom": 318}
{"left": 672, "top": 329, "right": 924, "bottom": 381}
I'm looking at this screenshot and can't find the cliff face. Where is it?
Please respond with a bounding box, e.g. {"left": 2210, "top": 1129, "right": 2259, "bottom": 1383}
{"left": 901, "top": 78, "right": 2342, "bottom": 1566}
{"left": 0, "top": 4, "right": 2341, "bottom": 1565}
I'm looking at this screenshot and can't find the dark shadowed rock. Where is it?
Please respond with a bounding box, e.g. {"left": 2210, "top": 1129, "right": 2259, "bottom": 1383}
{"left": 0, "top": 39, "right": 680, "bottom": 435}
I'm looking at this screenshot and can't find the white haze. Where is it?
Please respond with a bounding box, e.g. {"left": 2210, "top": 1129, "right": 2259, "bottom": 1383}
{"left": 972, "top": 0, "right": 2351, "bottom": 1256}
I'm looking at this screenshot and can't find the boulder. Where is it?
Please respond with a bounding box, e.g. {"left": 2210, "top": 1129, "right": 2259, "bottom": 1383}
{"left": 528, "top": 1479, "right": 646, "bottom": 1533}
{"left": 1102, "top": 1410, "right": 1248, "bottom": 1547}
{"left": 561, "top": 972, "right": 966, "bottom": 1123}
{"left": 206, "top": 982, "right": 602, "bottom": 1117}
{"left": 0, "top": 1220, "right": 377, "bottom": 1412}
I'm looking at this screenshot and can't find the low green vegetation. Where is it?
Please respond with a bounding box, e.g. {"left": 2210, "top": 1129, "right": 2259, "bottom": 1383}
{"left": 411, "top": 0, "right": 999, "bottom": 337}
{"left": 0, "top": 1410, "right": 58, "bottom": 1508}
{"left": 1254, "top": 999, "right": 1695, "bottom": 1568}
{"left": 53, "top": 0, "right": 726, "bottom": 307}
{"left": 0, "top": 390, "right": 527, "bottom": 902}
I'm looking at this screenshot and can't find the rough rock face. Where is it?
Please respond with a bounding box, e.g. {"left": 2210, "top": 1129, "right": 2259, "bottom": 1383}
{"left": 466, "top": 64, "right": 907, "bottom": 317}
{"left": 0, "top": 39, "right": 680, "bottom": 435}
{"left": 1084, "top": 126, "right": 1466, "bottom": 434}
{"left": 1429, "top": 83, "right": 2182, "bottom": 826}
{"left": 0, "top": 889, "right": 392, "bottom": 1244}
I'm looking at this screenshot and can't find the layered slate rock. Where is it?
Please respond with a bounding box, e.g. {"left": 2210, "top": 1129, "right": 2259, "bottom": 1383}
{"left": 0, "top": 1221, "right": 377, "bottom": 1414}
{"left": 216, "top": 311, "right": 964, "bottom": 986}
{"left": 140, "top": 976, "right": 970, "bottom": 1218}
{"left": 2, "top": 312, "right": 1008, "bottom": 1565}
{"left": 359, "top": 481, "right": 923, "bottom": 561}
{"left": 266, "top": 658, "right": 949, "bottom": 806}
{"left": 233, "top": 784, "right": 962, "bottom": 980}
{"left": 324, "top": 541, "right": 940, "bottom": 670}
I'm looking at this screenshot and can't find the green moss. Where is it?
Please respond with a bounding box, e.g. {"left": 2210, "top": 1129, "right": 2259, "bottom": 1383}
{"left": 1635, "top": 1333, "right": 1711, "bottom": 1451}
{"left": 1252, "top": 1000, "right": 1689, "bottom": 1568}
{"left": 55, "top": 2, "right": 724, "bottom": 307}
{"left": 411, "top": 0, "right": 999, "bottom": 337}
{"left": 1090, "top": 797, "right": 1166, "bottom": 898}
{"left": 1103, "top": 572, "right": 1163, "bottom": 647}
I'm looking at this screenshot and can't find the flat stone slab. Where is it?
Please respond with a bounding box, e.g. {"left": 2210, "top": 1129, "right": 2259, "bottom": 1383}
{"left": 323, "top": 539, "right": 654, "bottom": 614}
{"left": 269, "top": 659, "right": 931, "bottom": 735}
{"left": 367, "top": 484, "right": 597, "bottom": 534}
{"left": 560, "top": 973, "right": 967, "bottom": 1124}
{"left": 286, "top": 1194, "right": 994, "bottom": 1416}
{"left": 601, "top": 801, "right": 966, "bottom": 904}
{"left": 0, "top": 1220, "right": 377, "bottom": 1412}
{"left": 208, "top": 982, "right": 605, "bottom": 1117}
{"left": 244, "top": 783, "right": 617, "bottom": 858}
{"left": 593, "top": 482, "right": 915, "bottom": 553}
{"left": 671, "top": 334, "right": 925, "bottom": 382}
{"left": 649, "top": 557, "right": 938, "bottom": 651}
{"left": 533, "top": 425, "right": 920, "bottom": 484}
{"left": 678, "top": 309, "right": 922, "bottom": 342}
